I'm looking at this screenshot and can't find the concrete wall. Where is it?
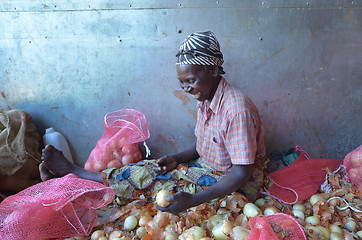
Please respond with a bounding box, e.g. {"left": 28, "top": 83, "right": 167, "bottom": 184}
{"left": 1, "top": 0, "right": 361, "bottom": 166}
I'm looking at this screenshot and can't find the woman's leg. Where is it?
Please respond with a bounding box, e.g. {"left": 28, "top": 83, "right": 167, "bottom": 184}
{"left": 39, "top": 145, "right": 103, "bottom": 183}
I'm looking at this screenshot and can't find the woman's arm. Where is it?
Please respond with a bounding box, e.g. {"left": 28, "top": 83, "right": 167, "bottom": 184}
{"left": 157, "top": 163, "right": 254, "bottom": 214}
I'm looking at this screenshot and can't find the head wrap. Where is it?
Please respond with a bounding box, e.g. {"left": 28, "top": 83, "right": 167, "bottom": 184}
{"left": 176, "top": 31, "right": 225, "bottom": 74}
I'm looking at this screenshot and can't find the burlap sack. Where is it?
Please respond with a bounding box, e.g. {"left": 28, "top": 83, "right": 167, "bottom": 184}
{"left": 0, "top": 110, "right": 41, "bottom": 192}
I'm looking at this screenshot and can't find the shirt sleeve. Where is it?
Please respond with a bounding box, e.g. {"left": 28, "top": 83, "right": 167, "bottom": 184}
{"left": 224, "top": 110, "right": 257, "bottom": 165}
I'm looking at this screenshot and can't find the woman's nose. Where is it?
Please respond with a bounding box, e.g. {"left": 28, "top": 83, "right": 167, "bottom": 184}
{"left": 180, "top": 83, "right": 192, "bottom": 92}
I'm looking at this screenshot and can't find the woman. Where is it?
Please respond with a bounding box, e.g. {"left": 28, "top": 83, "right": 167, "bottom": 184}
{"left": 40, "top": 31, "right": 265, "bottom": 215}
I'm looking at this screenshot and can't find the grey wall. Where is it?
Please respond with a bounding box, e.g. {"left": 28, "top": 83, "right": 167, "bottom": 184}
{"left": 1, "top": 0, "right": 361, "bottom": 166}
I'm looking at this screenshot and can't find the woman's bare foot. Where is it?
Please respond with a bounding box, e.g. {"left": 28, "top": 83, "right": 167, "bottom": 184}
{"left": 39, "top": 162, "right": 56, "bottom": 181}
{"left": 40, "top": 145, "right": 103, "bottom": 183}
{"left": 41, "top": 145, "right": 74, "bottom": 178}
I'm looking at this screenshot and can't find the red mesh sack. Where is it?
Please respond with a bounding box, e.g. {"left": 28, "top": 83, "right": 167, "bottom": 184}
{"left": 85, "top": 109, "right": 150, "bottom": 172}
{"left": 266, "top": 147, "right": 342, "bottom": 204}
{"left": 0, "top": 174, "right": 114, "bottom": 240}
{"left": 247, "top": 213, "right": 306, "bottom": 240}
{"left": 342, "top": 145, "right": 361, "bottom": 190}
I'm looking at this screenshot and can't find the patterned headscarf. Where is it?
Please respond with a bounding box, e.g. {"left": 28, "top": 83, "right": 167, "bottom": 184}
{"left": 176, "top": 31, "right": 225, "bottom": 74}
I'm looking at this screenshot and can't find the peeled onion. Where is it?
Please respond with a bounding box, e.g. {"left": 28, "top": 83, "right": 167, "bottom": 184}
{"left": 316, "top": 226, "right": 330, "bottom": 239}
{"left": 329, "top": 224, "right": 343, "bottom": 234}
{"left": 93, "top": 161, "right": 106, "bottom": 172}
{"left": 254, "top": 198, "right": 266, "bottom": 207}
{"left": 91, "top": 230, "right": 105, "bottom": 240}
{"left": 229, "top": 226, "right": 250, "bottom": 240}
{"left": 181, "top": 226, "right": 206, "bottom": 240}
{"left": 136, "top": 227, "right": 147, "bottom": 239}
{"left": 107, "top": 159, "right": 123, "bottom": 169}
{"left": 242, "top": 203, "right": 260, "bottom": 218}
{"left": 305, "top": 216, "right": 320, "bottom": 225}
{"left": 263, "top": 206, "right": 279, "bottom": 216}
{"left": 292, "top": 209, "right": 305, "bottom": 220}
{"left": 309, "top": 194, "right": 325, "bottom": 206}
{"left": 330, "top": 232, "right": 344, "bottom": 240}
{"left": 121, "top": 154, "right": 137, "bottom": 165}
{"left": 212, "top": 220, "right": 234, "bottom": 240}
{"left": 292, "top": 203, "right": 306, "bottom": 213}
{"left": 122, "top": 144, "right": 138, "bottom": 155}
{"left": 307, "top": 226, "right": 323, "bottom": 239}
{"left": 156, "top": 189, "right": 172, "bottom": 208}
{"left": 124, "top": 215, "right": 138, "bottom": 231}
{"left": 108, "top": 230, "right": 123, "bottom": 239}
{"left": 164, "top": 231, "right": 179, "bottom": 240}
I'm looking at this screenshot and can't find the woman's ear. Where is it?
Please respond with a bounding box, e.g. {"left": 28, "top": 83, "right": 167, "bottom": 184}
{"left": 212, "top": 66, "right": 219, "bottom": 77}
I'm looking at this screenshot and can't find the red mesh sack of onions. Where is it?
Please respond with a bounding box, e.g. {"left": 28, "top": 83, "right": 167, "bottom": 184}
{"left": 342, "top": 144, "right": 362, "bottom": 190}
{"left": 0, "top": 174, "right": 114, "bottom": 240}
{"left": 85, "top": 109, "right": 150, "bottom": 172}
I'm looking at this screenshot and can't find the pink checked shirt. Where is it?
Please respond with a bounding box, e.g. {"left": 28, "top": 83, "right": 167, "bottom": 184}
{"left": 195, "top": 77, "right": 265, "bottom": 172}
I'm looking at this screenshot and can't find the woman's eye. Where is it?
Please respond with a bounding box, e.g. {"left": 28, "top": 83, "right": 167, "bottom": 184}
{"left": 188, "top": 79, "right": 196, "bottom": 84}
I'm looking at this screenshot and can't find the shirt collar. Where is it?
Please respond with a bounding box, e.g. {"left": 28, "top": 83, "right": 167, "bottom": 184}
{"left": 198, "top": 77, "right": 226, "bottom": 114}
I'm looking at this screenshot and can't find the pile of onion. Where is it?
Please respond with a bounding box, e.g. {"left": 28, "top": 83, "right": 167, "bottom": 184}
{"left": 74, "top": 162, "right": 360, "bottom": 240}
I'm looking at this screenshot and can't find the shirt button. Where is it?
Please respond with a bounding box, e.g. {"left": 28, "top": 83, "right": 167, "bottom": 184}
{"left": 205, "top": 123, "right": 209, "bottom": 127}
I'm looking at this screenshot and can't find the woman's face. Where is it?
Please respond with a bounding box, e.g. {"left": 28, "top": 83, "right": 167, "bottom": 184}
{"left": 176, "top": 65, "right": 219, "bottom": 102}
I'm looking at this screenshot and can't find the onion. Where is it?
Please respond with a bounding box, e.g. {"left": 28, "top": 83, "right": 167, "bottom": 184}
{"left": 108, "top": 230, "right": 123, "bottom": 239}
{"left": 307, "top": 226, "right": 323, "bottom": 239}
{"left": 292, "top": 203, "right": 306, "bottom": 213}
{"left": 356, "top": 231, "right": 362, "bottom": 239}
{"left": 292, "top": 209, "right": 305, "bottom": 220}
{"left": 136, "top": 227, "right": 147, "bottom": 239}
{"left": 305, "top": 216, "right": 320, "bottom": 225}
{"left": 164, "top": 231, "right": 179, "bottom": 240}
{"left": 212, "top": 220, "right": 234, "bottom": 240}
{"left": 263, "top": 206, "right": 279, "bottom": 216}
{"left": 254, "top": 198, "right": 266, "bottom": 207}
{"left": 316, "top": 226, "right": 330, "bottom": 239}
{"left": 124, "top": 215, "right": 138, "bottom": 231}
{"left": 122, "top": 144, "right": 138, "bottom": 155}
{"left": 91, "top": 230, "right": 105, "bottom": 240}
{"left": 229, "top": 226, "right": 250, "bottom": 240}
{"left": 98, "top": 237, "right": 107, "bottom": 240}
{"left": 309, "top": 194, "right": 325, "bottom": 206}
{"left": 139, "top": 212, "right": 153, "bottom": 227}
{"left": 329, "top": 224, "right": 343, "bottom": 234}
{"left": 112, "top": 150, "right": 123, "bottom": 160}
{"left": 121, "top": 154, "right": 137, "bottom": 165}
{"left": 206, "top": 214, "right": 223, "bottom": 230}
{"left": 156, "top": 189, "right": 172, "bottom": 207}
{"left": 107, "top": 159, "right": 123, "bottom": 169}
{"left": 242, "top": 203, "right": 260, "bottom": 218}
{"left": 330, "top": 232, "right": 344, "bottom": 240}
{"left": 93, "top": 161, "right": 106, "bottom": 172}
{"left": 181, "top": 226, "right": 206, "bottom": 240}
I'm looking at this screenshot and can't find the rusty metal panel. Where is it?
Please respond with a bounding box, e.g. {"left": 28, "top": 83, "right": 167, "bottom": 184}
{"left": 1, "top": 1, "right": 361, "bottom": 165}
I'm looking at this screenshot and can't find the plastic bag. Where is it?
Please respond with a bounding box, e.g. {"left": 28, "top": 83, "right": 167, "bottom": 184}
{"left": 266, "top": 146, "right": 342, "bottom": 204}
{"left": 342, "top": 144, "right": 361, "bottom": 190}
{"left": 85, "top": 109, "right": 150, "bottom": 172}
{"left": 0, "top": 173, "right": 114, "bottom": 240}
{"left": 247, "top": 213, "right": 306, "bottom": 240}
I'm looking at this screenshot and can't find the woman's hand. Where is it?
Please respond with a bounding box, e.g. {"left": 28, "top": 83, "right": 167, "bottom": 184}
{"left": 153, "top": 156, "right": 178, "bottom": 174}
{"left": 155, "top": 191, "right": 193, "bottom": 215}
